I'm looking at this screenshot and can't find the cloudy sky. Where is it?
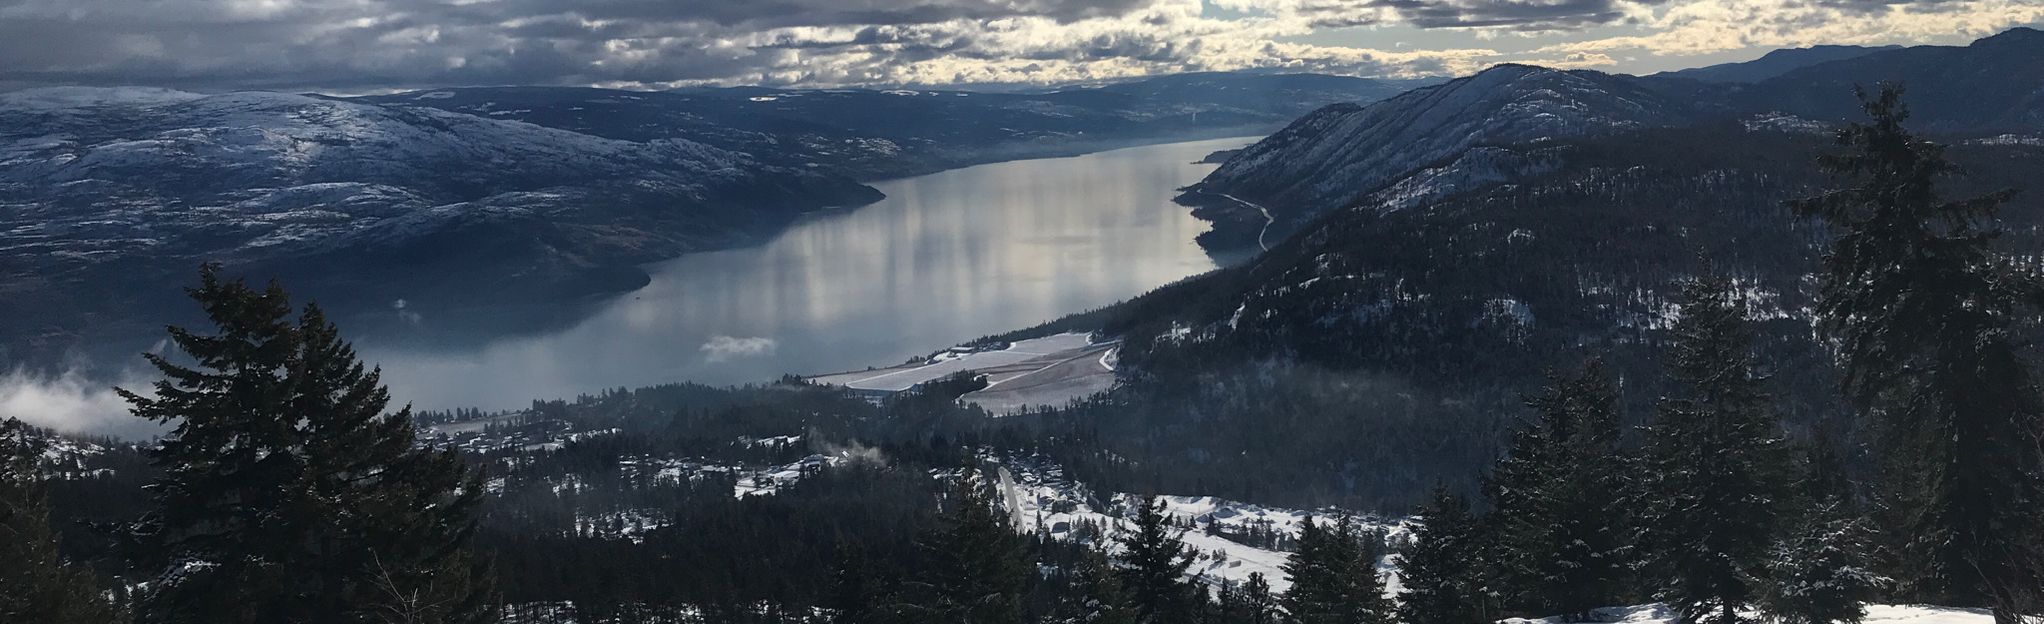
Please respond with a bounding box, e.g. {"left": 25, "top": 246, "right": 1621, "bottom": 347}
{"left": 0, "top": 0, "right": 2039, "bottom": 92}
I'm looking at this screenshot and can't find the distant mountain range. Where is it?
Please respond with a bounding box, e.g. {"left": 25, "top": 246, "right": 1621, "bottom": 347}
{"left": 1179, "top": 64, "right": 1709, "bottom": 248}
{"left": 1654, "top": 45, "right": 1899, "bottom": 83}
{"left": 1182, "top": 28, "right": 2044, "bottom": 247}
{"left": 356, "top": 73, "right": 1416, "bottom": 181}
{"left": 0, "top": 72, "right": 1409, "bottom": 364}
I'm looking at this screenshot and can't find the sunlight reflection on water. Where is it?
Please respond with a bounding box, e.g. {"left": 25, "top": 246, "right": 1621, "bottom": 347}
{"left": 360, "top": 137, "right": 1253, "bottom": 411}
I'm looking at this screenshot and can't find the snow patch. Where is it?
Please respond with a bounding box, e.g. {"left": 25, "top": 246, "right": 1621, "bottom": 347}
{"left": 1506, "top": 604, "right": 1992, "bottom": 624}
{"left": 992, "top": 455, "right": 1407, "bottom": 595}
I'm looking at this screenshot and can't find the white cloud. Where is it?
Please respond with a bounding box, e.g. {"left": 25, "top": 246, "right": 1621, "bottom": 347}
{"left": 699, "top": 335, "right": 778, "bottom": 362}
{"left": 0, "top": 0, "right": 2032, "bottom": 91}
{"left": 0, "top": 367, "right": 163, "bottom": 439}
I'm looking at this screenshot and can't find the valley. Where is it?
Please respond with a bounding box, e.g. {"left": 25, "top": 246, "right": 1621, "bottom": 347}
{"left": 0, "top": 74, "right": 1400, "bottom": 371}
{"left": 6, "top": 21, "right": 2044, "bottom": 624}
{"left": 352, "top": 137, "right": 1246, "bottom": 414}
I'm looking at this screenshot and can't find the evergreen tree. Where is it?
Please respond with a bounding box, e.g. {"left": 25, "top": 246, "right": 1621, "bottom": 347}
{"left": 0, "top": 419, "right": 124, "bottom": 624}
{"left": 906, "top": 465, "right": 1028, "bottom": 624}
{"left": 1215, "top": 573, "right": 1280, "bottom": 624}
{"left": 1283, "top": 518, "right": 1344, "bottom": 624}
{"left": 1635, "top": 274, "right": 1794, "bottom": 624}
{"left": 1485, "top": 361, "right": 1630, "bottom": 619}
{"left": 1055, "top": 547, "right": 1139, "bottom": 624}
{"left": 1345, "top": 523, "right": 1394, "bottom": 624}
{"left": 831, "top": 544, "right": 887, "bottom": 624}
{"left": 1789, "top": 84, "right": 2044, "bottom": 618}
{"left": 1794, "top": 425, "right": 1859, "bottom": 517}
{"left": 1191, "top": 583, "right": 1215, "bottom": 624}
{"left": 1282, "top": 517, "right": 1392, "bottom": 624}
{"left": 1116, "top": 496, "right": 1194, "bottom": 623}
{"left": 1398, "top": 487, "right": 1483, "bottom": 624}
{"left": 1758, "top": 502, "right": 1883, "bottom": 624}
{"left": 118, "top": 266, "right": 491, "bottom": 624}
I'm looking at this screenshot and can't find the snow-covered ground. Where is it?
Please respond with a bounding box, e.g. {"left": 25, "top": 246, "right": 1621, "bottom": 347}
{"left": 812, "top": 333, "right": 1101, "bottom": 393}
{"left": 1506, "top": 604, "right": 1995, "bottom": 624}
{"left": 990, "top": 454, "right": 1407, "bottom": 595}
{"left": 515, "top": 450, "right": 850, "bottom": 542}
{"left": 32, "top": 433, "right": 116, "bottom": 480}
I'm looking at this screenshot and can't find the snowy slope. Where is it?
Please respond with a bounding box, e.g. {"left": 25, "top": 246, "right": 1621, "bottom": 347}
{"left": 1183, "top": 65, "right": 1704, "bottom": 227}
{"left": 0, "top": 87, "right": 876, "bottom": 258}
{"left": 992, "top": 454, "right": 1408, "bottom": 595}
{"left": 0, "top": 87, "right": 882, "bottom": 357}
{"left": 359, "top": 73, "right": 1412, "bottom": 181}
{"left": 1184, "top": 29, "right": 2044, "bottom": 251}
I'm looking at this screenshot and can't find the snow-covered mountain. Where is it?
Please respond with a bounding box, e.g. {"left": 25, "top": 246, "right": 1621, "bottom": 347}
{"left": 0, "top": 87, "right": 881, "bottom": 360}
{"left": 357, "top": 72, "right": 1414, "bottom": 181}
{"left": 0, "top": 89, "right": 865, "bottom": 206}
{"left": 1181, "top": 29, "right": 2044, "bottom": 250}
{"left": 1178, "top": 65, "right": 1707, "bottom": 239}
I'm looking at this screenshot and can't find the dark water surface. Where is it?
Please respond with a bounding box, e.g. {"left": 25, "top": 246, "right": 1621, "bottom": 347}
{"left": 361, "top": 137, "right": 1251, "bottom": 411}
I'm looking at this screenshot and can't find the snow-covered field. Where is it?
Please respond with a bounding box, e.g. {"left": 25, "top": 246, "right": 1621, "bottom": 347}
{"left": 810, "top": 333, "right": 1109, "bottom": 396}
{"left": 1507, "top": 604, "right": 1995, "bottom": 624}
{"left": 990, "top": 454, "right": 1406, "bottom": 594}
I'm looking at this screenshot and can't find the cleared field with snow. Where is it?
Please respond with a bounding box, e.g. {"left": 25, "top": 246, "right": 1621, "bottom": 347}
{"left": 959, "top": 342, "right": 1118, "bottom": 413}
{"left": 994, "top": 455, "right": 1406, "bottom": 595}
{"left": 810, "top": 333, "right": 1114, "bottom": 403}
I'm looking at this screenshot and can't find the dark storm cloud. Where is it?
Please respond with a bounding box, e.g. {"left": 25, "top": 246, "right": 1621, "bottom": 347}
{"left": 1803, "top": 0, "right": 1965, "bottom": 12}
{"left": 1222, "top": 0, "right": 1656, "bottom": 30}
{"left": 0, "top": 0, "right": 1160, "bottom": 91}
{"left": 0, "top": 0, "right": 2004, "bottom": 91}
{"left": 755, "top": 24, "right": 977, "bottom": 53}
{"left": 1367, "top": 0, "right": 1640, "bottom": 31}
{"left": 476, "top": 0, "right": 1158, "bottom": 27}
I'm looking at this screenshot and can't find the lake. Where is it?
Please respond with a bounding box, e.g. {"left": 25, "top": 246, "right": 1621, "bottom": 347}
{"left": 358, "top": 137, "right": 1253, "bottom": 412}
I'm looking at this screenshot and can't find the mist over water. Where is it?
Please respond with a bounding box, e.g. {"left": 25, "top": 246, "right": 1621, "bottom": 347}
{"left": 354, "top": 137, "right": 1250, "bottom": 413}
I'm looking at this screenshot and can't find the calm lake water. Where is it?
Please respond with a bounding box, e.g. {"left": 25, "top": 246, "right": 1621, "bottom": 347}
{"left": 359, "top": 137, "right": 1252, "bottom": 411}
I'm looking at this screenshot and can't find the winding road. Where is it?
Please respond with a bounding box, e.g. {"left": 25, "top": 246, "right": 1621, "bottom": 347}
{"left": 1210, "top": 191, "right": 1276, "bottom": 252}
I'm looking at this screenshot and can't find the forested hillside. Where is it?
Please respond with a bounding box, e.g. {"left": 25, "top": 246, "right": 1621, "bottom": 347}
{"left": 1182, "top": 29, "right": 2044, "bottom": 250}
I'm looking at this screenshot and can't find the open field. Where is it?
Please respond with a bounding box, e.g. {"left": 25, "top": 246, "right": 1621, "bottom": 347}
{"left": 960, "top": 343, "right": 1118, "bottom": 413}
{"left": 809, "top": 333, "right": 1117, "bottom": 412}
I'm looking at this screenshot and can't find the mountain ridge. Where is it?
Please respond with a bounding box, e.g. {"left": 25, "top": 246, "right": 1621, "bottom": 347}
{"left": 1179, "top": 64, "right": 1709, "bottom": 243}
{"left": 0, "top": 89, "right": 883, "bottom": 364}
{"left": 358, "top": 72, "right": 1414, "bottom": 181}
{"left": 1654, "top": 44, "right": 1899, "bottom": 83}
{"left": 1181, "top": 28, "right": 2044, "bottom": 251}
